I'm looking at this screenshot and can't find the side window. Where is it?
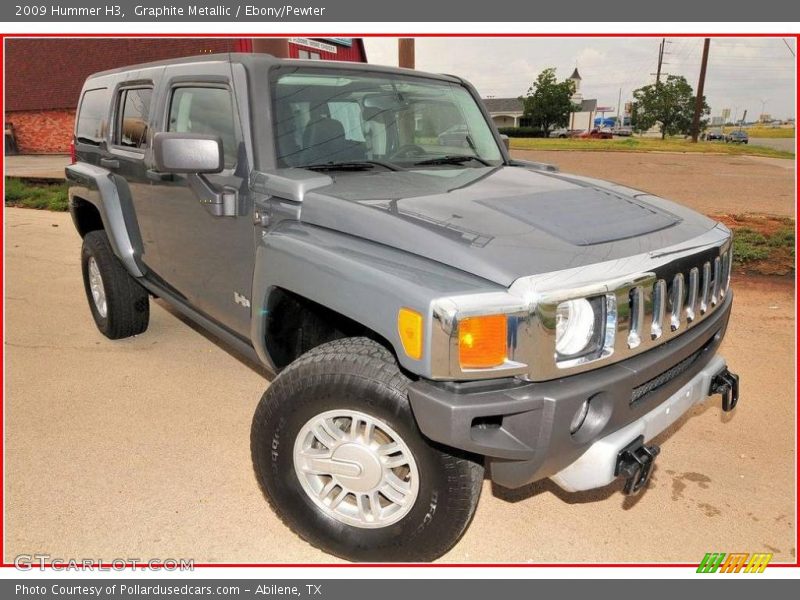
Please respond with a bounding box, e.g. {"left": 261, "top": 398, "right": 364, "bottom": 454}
{"left": 75, "top": 88, "right": 109, "bottom": 146}
{"left": 115, "top": 87, "right": 152, "bottom": 149}
{"left": 168, "top": 87, "right": 238, "bottom": 168}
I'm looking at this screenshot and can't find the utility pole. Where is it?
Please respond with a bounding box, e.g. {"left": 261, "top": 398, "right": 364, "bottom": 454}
{"left": 691, "top": 38, "right": 710, "bottom": 143}
{"left": 656, "top": 38, "right": 664, "bottom": 84}
{"left": 617, "top": 88, "right": 622, "bottom": 127}
{"left": 398, "top": 38, "right": 415, "bottom": 69}
{"left": 651, "top": 38, "right": 671, "bottom": 84}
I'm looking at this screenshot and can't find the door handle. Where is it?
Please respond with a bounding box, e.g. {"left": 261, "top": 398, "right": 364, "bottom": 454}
{"left": 100, "top": 158, "right": 119, "bottom": 169}
{"left": 146, "top": 169, "right": 174, "bottom": 182}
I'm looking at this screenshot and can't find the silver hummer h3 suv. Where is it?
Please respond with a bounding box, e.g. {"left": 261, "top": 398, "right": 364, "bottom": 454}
{"left": 67, "top": 53, "right": 740, "bottom": 562}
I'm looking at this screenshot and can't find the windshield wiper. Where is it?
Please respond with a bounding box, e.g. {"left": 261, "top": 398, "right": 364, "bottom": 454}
{"left": 300, "top": 160, "right": 403, "bottom": 172}
{"left": 413, "top": 154, "right": 491, "bottom": 167}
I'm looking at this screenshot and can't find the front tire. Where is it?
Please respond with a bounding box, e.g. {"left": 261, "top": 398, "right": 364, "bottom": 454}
{"left": 81, "top": 230, "right": 149, "bottom": 340}
{"left": 251, "top": 337, "right": 484, "bottom": 562}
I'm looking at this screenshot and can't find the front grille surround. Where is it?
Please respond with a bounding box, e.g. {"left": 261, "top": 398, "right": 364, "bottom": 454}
{"left": 507, "top": 225, "right": 733, "bottom": 381}
{"left": 429, "top": 225, "right": 732, "bottom": 382}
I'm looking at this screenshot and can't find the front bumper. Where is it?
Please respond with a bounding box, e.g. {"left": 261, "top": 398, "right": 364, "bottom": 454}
{"left": 407, "top": 292, "right": 733, "bottom": 489}
{"left": 552, "top": 354, "right": 726, "bottom": 492}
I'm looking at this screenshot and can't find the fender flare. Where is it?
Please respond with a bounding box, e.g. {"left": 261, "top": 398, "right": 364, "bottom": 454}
{"left": 250, "top": 222, "right": 501, "bottom": 378}
{"left": 66, "top": 162, "right": 144, "bottom": 277}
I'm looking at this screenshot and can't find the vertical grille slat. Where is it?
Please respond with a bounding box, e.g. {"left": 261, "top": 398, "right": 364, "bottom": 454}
{"left": 670, "top": 273, "right": 685, "bottom": 331}
{"left": 721, "top": 250, "right": 731, "bottom": 299}
{"left": 712, "top": 256, "right": 721, "bottom": 306}
{"left": 686, "top": 267, "right": 699, "bottom": 322}
{"left": 700, "top": 261, "right": 711, "bottom": 314}
{"left": 727, "top": 248, "right": 733, "bottom": 290}
{"left": 651, "top": 279, "right": 666, "bottom": 340}
{"left": 627, "top": 286, "right": 644, "bottom": 349}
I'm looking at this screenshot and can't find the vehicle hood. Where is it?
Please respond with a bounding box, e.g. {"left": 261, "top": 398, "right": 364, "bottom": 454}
{"left": 299, "top": 165, "right": 719, "bottom": 287}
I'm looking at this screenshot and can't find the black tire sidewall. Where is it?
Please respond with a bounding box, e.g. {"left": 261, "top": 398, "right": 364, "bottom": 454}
{"left": 81, "top": 233, "right": 111, "bottom": 335}
{"left": 253, "top": 364, "right": 476, "bottom": 562}
{"left": 80, "top": 230, "right": 149, "bottom": 339}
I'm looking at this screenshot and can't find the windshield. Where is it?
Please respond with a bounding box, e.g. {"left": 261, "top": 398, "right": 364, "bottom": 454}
{"left": 270, "top": 67, "right": 504, "bottom": 170}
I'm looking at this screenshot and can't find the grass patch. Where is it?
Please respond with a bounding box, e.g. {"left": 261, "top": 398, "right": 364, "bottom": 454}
{"left": 4, "top": 177, "right": 69, "bottom": 211}
{"left": 742, "top": 127, "right": 795, "bottom": 139}
{"left": 715, "top": 213, "right": 795, "bottom": 276}
{"left": 733, "top": 229, "right": 772, "bottom": 263}
{"left": 509, "top": 136, "right": 794, "bottom": 159}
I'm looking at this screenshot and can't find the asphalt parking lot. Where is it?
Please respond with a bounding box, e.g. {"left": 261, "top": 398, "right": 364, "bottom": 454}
{"left": 4, "top": 151, "right": 796, "bottom": 564}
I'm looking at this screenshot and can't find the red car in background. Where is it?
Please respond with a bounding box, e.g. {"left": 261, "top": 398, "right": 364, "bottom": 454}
{"left": 578, "top": 128, "right": 614, "bottom": 139}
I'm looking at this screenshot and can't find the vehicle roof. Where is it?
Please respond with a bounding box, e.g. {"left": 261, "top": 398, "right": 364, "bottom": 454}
{"left": 85, "top": 52, "right": 463, "bottom": 85}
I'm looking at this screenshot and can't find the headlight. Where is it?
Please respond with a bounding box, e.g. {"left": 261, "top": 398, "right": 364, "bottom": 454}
{"left": 555, "top": 298, "right": 596, "bottom": 356}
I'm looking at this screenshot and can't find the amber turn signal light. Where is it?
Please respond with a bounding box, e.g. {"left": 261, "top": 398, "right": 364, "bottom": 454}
{"left": 458, "top": 315, "right": 507, "bottom": 369}
{"left": 397, "top": 308, "right": 424, "bottom": 360}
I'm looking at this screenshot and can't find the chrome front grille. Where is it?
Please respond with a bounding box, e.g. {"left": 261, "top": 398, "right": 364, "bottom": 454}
{"left": 627, "top": 249, "right": 732, "bottom": 353}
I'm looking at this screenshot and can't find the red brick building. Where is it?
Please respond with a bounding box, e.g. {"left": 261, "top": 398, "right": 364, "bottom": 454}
{"left": 5, "top": 38, "right": 367, "bottom": 154}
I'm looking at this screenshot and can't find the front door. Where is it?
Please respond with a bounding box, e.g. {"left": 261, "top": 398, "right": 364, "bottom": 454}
{"left": 147, "top": 72, "right": 255, "bottom": 338}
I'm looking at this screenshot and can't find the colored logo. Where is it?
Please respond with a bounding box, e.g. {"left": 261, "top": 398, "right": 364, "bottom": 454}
{"left": 697, "top": 552, "right": 772, "bottom": 573}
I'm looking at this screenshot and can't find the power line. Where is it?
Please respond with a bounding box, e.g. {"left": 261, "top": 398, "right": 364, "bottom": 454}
{"left": 783, "top": 38, "right": 796, "bottom": 57}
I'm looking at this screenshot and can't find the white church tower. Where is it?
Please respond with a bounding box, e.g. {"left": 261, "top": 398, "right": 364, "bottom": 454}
{"left": 569, "top": 67, "right": 583, "bottom": 103}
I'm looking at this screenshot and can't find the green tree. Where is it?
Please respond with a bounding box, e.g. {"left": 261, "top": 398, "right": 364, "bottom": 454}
{"left": 522, "top": 68, "right": 579, "bottom": 133}
{"left": 630, "top": 75, "right": 710, "bottom": 139}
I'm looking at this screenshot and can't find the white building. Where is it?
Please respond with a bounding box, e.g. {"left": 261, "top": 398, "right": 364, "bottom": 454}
{"left": 482, "top": 67, "right": 598, "bottom": 131}
{"left": 483, "top": 97, "right": 525, "bottom": 127}
{"left": 566, "top": 68, "right": 597, "bottom": 131}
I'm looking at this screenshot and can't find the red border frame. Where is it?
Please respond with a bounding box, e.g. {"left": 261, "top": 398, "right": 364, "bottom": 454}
{"left": 1, "top": 31, "right": 798, "bottom": 571}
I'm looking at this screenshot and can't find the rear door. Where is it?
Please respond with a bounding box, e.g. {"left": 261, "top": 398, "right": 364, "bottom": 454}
{"left": 106, "top": 69, "right": 165, "bottom": 272}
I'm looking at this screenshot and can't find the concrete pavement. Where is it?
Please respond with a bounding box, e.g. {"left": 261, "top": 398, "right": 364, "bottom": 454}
{"left": 4, "top": 154, "right": 71, "bottom": 179}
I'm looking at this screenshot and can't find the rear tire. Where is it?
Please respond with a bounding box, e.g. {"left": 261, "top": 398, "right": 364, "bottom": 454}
{"left": 81, "top": 230, "right": 149, "bottom": 340}
{"left": 251, "top": 337, "right": 484, "bottom": 562}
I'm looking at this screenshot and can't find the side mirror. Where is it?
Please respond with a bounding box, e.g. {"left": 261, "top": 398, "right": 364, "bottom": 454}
{"left": 153, "top": 132, "right": 223, "bottom": 174}
{"left": 500, "top": 133, "right": 510, "bottom": 150}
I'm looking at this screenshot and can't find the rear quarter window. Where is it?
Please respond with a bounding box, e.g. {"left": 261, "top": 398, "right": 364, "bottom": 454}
{"left": 116, "top": 87, "right": 153, "bottom": 149}
{"left": 75, "top": 87, "right": 110, "bottom": 145}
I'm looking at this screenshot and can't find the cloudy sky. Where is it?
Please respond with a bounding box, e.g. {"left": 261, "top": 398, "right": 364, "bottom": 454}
{"left": 363, "top": 37, "right": 796, "bottom": 121}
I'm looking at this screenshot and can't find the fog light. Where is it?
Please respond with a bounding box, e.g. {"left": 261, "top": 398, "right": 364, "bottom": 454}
{"left": 570, "top": 398, "right": 591, "bottom": 434}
